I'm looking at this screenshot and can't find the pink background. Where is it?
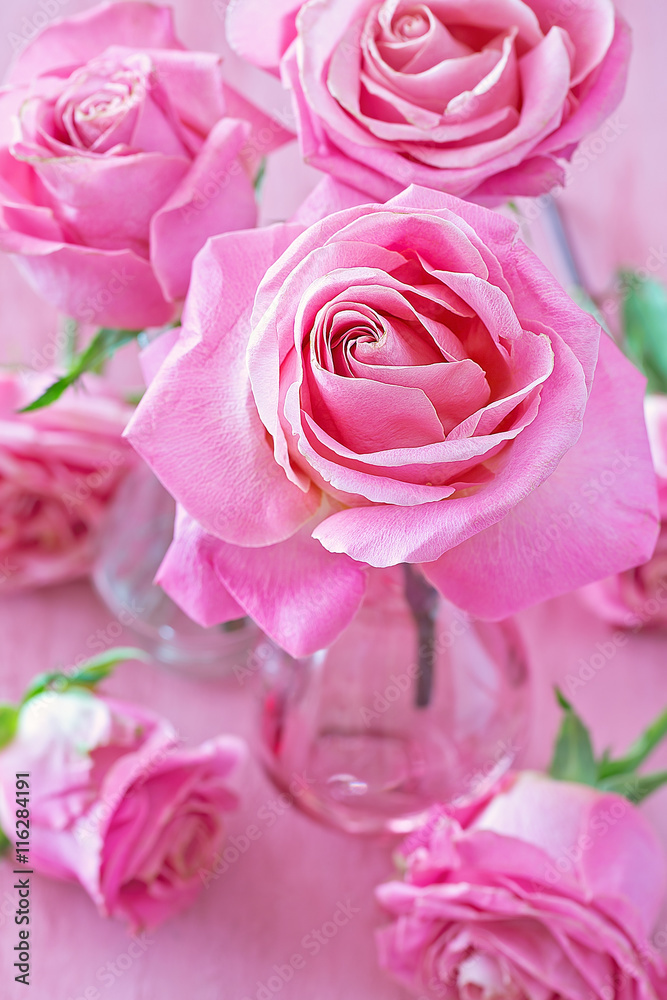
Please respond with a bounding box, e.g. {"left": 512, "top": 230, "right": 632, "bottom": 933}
{"left": 0, "top": 1, "right": 666, "bottom": 997}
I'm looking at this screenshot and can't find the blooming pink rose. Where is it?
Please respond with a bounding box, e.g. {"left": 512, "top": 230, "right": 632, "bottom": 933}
{"left": 376, "top": 771, "right": 667, "bottom": 1000}
{"left": 127, "top": 180, "right": 658, "bottom": 657}
{"left": 582, "top": 395, "right": 667, "bottom": 630}
{"left": 0, "top": 687, "right": 244, "bottom": 929}
{"left": 0, "top": 2, "right": 261, "bottom": 329}
{"left": 0, "top": 369, "right": 136, "bottom": 591}
{"left": 227, "top": 0, "right": 630, "bottom": 201}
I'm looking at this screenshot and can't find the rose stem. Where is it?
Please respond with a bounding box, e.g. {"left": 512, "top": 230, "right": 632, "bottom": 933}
{"left": 544, "top": 197, "right": 585, "bottom": 292}
{"left": 402, "top": 564, "right": 439, "bottom": 709}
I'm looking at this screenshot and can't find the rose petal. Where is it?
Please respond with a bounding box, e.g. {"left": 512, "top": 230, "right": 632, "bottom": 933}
{"left": 226, "top": 0, "right": 303, "bottom": 70}
{"left": 422, "top": 335, "right": 660, "bottom": 617}
{"left": 311, "top": 324, "right": 588, "bottom": 564}
{"left": 529, "top": 0, "right": 615, "bottom": 86}
{"left": 8, "top": 2, "right": 183, "bottom": 85}
{"left": 156, "top": 507, "right": 245, "bottom": 628}
{"left": 11, "top": 241, "right": 174, "bottom": 328}
{"left": 210, "top": 517, "right": 368, "bottom": 657}
{"left": 151, "top": 118, "right": 257, "bottom": 302}
{"left": 29, "top": 152, "right": 189, "bottom": 256}
{"left": 126, "top": 225, "right": 321, "bottom": 547}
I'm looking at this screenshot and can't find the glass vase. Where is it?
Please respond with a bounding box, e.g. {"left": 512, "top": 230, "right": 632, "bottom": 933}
{"left": 257, "top": 567, "right": 530, "bottom": 835}
{"left": 93, "top": 460, "right": 260, "bottom": 678}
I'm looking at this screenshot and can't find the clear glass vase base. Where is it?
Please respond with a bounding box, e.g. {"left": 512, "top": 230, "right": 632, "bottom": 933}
{"left": 93, "top": 462, "right": 260, "bottom": 679}
{"left": 257, "top": 568, "right": 530, "bottom": 835}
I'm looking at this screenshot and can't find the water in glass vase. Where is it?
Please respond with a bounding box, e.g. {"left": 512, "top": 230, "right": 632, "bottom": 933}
{"left": 258, "top": 567, "right": 530, "bottom": 835}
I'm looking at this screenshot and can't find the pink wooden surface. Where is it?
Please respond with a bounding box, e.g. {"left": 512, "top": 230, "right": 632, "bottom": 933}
{"left": 0, "top": 583, "right": 665, "bottom": 1000}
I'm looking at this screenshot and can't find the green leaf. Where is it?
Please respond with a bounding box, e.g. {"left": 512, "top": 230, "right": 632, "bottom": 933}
{"left": 622, "top": 273, "right": 667, "bottom": 394}
{"left": 597, "top": 707, "right": 667, "bottom": 780}
{"left": 0, "top": 705, "right": 18, "bottom": 750}
{"left": 0, "top": 827, "right": 10, "bottom": 857}
{"left": 599, "top": 771, "right": 667, "bottom": 804}
{"left": 21, "top": 376, "right": 78, "bottom": 412}
{"left": 20, "top": 327, "right": 141, "bottom": 412}
{"left": 549, "top": 688, "right": 598, "bottom": 786}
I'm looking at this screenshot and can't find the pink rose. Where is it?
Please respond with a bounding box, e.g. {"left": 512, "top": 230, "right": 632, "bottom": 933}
{"left": 0, "top": 1, "right": 260, "bottom": 329}
{"left": 0, "top": 369, "right": 136, "bottom": 591}
{"left": 582, "top": 394, "right": 667, "bottom": 629}
{"left": 227, "top": 0, "right": 630, "bottom": 201}
{"left": 0, "top": 686, "right": 244, "bottom": 929}
{"left": 127, "top": 180, "right": 658, "bottom": 657}
{"left": 376, "top": 771, "right": 667, "bottom": 1000}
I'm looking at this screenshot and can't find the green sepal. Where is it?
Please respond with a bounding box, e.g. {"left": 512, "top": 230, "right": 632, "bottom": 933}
{"left": 21, "top": 647, "right": 150, "bottom": 704}
{"left": 549, "top": 688, "right": 598, "bottom": 786}
{"left": 67, "top": 647, "right": 150, "bottom": 689}
{"left": 598, "top": 771, "right": 667, "bottom": 805}
{"left": 20, "top": 327, "right": 142, "bottom": 412}
{"left": 549, "top": 692, "right": 667, "bottom": 805}
{"left": 597, "top": 708, "right": 667, "bottom": 781}
{"left": 0, "top": 705, "right": 19, "bottom": 751}
{"left": 0, "top": 827, "right": 10, "bottom": 857}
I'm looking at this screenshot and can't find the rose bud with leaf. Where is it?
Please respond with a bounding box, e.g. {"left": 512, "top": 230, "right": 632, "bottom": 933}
{"left": 0, "top": 649, "right": 245, "bottom": 930}
{"left": 376, "top": 690, "right": 667, "bottom": 1000}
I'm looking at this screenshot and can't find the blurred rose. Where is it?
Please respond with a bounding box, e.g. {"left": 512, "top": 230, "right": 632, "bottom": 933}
{"left": 0, "top": 1, "right": 260, "bottom": 329}
{"left": 128, "top": 180, "right": 658, "bottom": 657}
{"left": 0, "top": 686, "right": 244, "bottom": 929}
{"left": 582, "top": 394, "right": 667, "bottom": 629}
{"left": 0, "top": 369, "right": 135, "bottom": 591}
{"left": 228, "top": 0, "right": 630, "bottom": 201}
{"left": 377, "top": 771, "right": 667, "bottom": 1000}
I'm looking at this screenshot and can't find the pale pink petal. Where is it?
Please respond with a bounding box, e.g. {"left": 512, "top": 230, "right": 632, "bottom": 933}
{"left": 14, "top": 242, "right": 174, "bottom": 329}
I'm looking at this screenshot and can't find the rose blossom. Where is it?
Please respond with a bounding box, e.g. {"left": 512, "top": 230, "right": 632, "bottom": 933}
{"left": 0, "top": 1, "right": 262, "bottom": 329}
{"left": 582, "top": 395, "right": 667, "bottom": 629}
{"left": 0, "top": 686, "right": 245, "bottom": 929}
{"left": 127, "top": 180, "right": 658, "bottom": 657}
{"left": 376, "top": 771, "right": 667, "bottom": 1000}
{"left": 0, "top": 369, "right": 135, "bottom": 591}
{"left": 227, "top": 0, "right": 630, "bottom": 201}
